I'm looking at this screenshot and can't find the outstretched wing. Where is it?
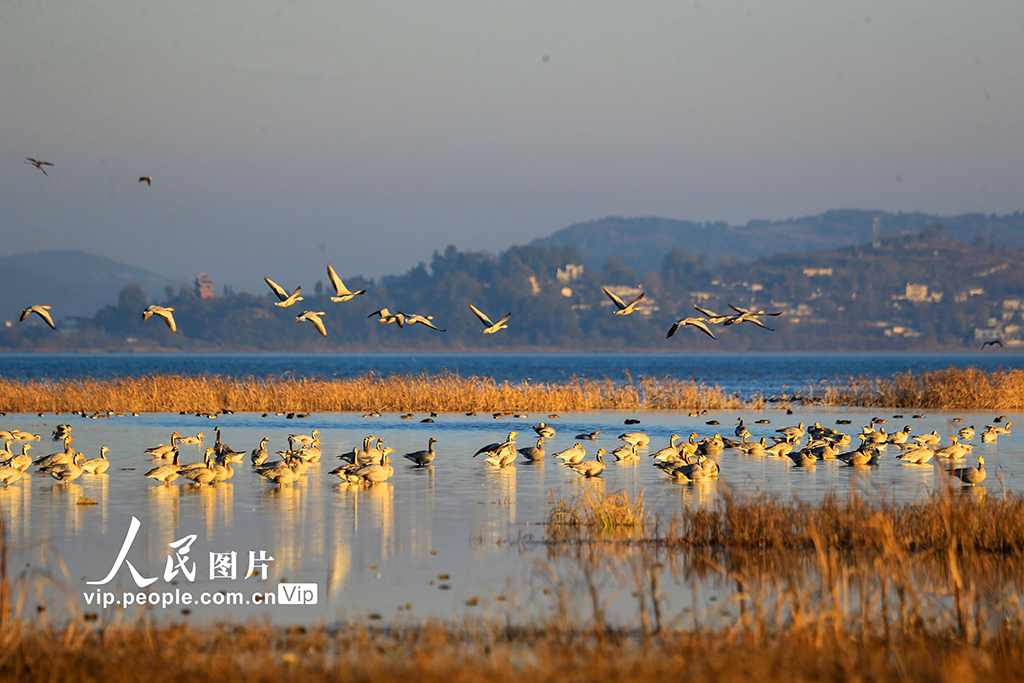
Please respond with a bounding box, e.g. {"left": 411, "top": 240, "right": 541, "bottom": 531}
{"left": 601, "top": 287, "right": 626, "bottom": 310}
{"left": 625, "top": 291, "right": 645, "bottom": 308}
{"left": 264, "top": 277, "right": 288, "bottom": 301}
{"left": 728, "top": 303, "right": 750, "bottom": 314}
{"left": 326, "top": 264, "right": 345, "bottom": 296}
{"left": 468, "top": 304, "right": 493, "bottom": 326}
{"left": 156, "top": 308, "right": 177, "bottom": 333}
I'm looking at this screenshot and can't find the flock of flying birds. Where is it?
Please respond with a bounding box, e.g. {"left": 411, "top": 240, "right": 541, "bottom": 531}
{"left": 21, "top": 154, "right": 783, "bottom": 341}
{"left": 18, "top": 270, "right": 780, "bottom": 342}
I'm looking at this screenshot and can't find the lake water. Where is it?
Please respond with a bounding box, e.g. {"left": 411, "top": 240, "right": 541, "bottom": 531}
{"left": 2, "top": 351, "right": 1023, "bottom": 399}
{"left": 1, "top": 352, "right": 1019, "bottom": 627}
{"left": 2, "top": 403, "right": 1019, "bottom": 628}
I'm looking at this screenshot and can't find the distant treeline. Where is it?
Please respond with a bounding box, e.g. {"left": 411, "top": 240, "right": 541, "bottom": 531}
{"left": 5, "top": 224, "right": 1024, "bottom": 352}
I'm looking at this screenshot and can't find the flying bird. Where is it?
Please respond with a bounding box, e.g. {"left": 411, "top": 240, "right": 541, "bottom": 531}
{"left": 723, "top": 304, "right": 782, "bottom": 330}
{"left": 138, "top": 176, "right": 152, "bottom": 186}
{"left": 692, "top": 305, "right": 735, "bottom": 324}
{"left": 981, "top": 339, "right": 1003, "bottom": 349}
{"left": 325, "top": 264, "right": 366, "bottom": 302}
{"left": 25, "top": 158, "right": 54, "bottom": 176}
{"left": 368, "top": 308, "right": 403, "bottom": 327}
{"left": 666, "top": 316, "right": 717, "bottom": 340}
{"left": 601, "top": 287, "right": 645, "bottom": 315}
{"left": 400, "top": 312, "right": 446, "bottom": 332}
{"left": 264, "top": 277, "right": 304, "bottom": 307}
{"left": 295, "top": 311, "right": 327, "bottom": 337}
{"left": 142, "top": 305, "right": 177, "bottom": 333}
{"left": 468, "top": 304, "right": 511, "bottom": 334}
{"left": 20, "top": 305, "right": 56, "bottom": 329}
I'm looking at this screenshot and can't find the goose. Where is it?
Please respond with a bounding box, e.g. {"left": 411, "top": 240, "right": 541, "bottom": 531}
{"left": 52, "top": 424, "right": 72, "bottom": 440}
{"left": 288, "top": 430, "right": 320, "bottom": 448}
{"left": 650, "top": 435, "right": 683, "bottom": 461}
{"left": 258, "top": 456, "right": 304, "bottom": 485}
{"left": 735, "top": 437, "right": 767, "bottom": 456}
{"left": 294, "top": 439, "right": 322, "bottom": 463}
{"left": 10, "top": 430, "right": 40, "bottom": 441}
{"left": 264, "top": 277, "right": 304, "bottom": 307}
{"left": 611, "top": 442, "right": 639, "bottom": 461}
{"left": 553, "top": 443, "right": 586, "bottom": 464}
{"left": 533, "top": 422, "right": 556, "bottom": 438}
{"left": 659, "top": 455, "right": 713, "bottom": 481}
{"left": 42, "top": 453, "right": 86, "bottom": 483}
{"left": 250, "top": 437, "right": 270, "bottom": 466}
{"left": 211, "top": 458, "right": 235, "bottom": 482}
{"left": 0, "top": 440, "right": 14, "bottom": 462}
{"left": 838, "top": 444, "right": 876, "bottom": 467}
{"left": 692, "top": 305, "right": 735, "bottom": 324}
{"left": 325, "top": 264, "right": 366, "bottom": 302}
{"left": 138, "top": 176, "right": 152, "bottom": 186}
{"left": 147, "top": 432, "right": 182, "bottom": 459}
{"left": 34, "top": 437, "right": 75, "bottom": 468}
{"left": 765, "top": 441, "right": 794, "bottom": 459}
{"left": 601, "top": 287, "right": 645, "bottom": 315}
{"left": 368, "top": 308, "right": 404, "bottom": 326}
{"left": 403, "top": 438, "right": 437, "bottom": 466}
{"left": 0, "top": 465, "right": 23, "bottom": 487}
{"left": 618, "top": 432, "right": 650, "bottom": 448}
{"left": 981, "top": 427, "right": 998, "bottom": 443}
{"left": 574, "top": 430, "right": 601, "bottom": 440}
{"left": 25, "top": 157, "right": 54, "bottom": 176}
{"left": 957, "top": 425, "right": 975, "bottom": 441}
{"left": 3, "top": 444, "right": 33, "bottom": 472}
{"left": 20, "top": 305, "right": 56, "bottom": 329}
{"left": 896, "top": 446, "right": 934, "bottom": 465}
{"left": 141, "top": 305, "right": 177, "bottom": 333}
{"left": 517, "top": 438, "right": 546, "bottom": 462}
{"left": 776, "top": 422, "right": 805, "bottom": 442}
{"left": 483, "top": 434, "right": 519, "bottom": 467}
{"left": 723, "top": 304, "right": 782, "bottom": 329}
{"left": 698, "top": 435, "right": 724, "bottom": 456}
{"left": 887, "top": 426, "right": 913, "bottom": 444}
{"left": 468, "top": 304, "right": 511, "bottom": 334}
{"left": 735, "top": 419, "right": 751, "bottom": 441}
{"left": 789, "top": 449, "right": 817, "bottom": 467}
{"left": 912, "top": 431, "right": 941, "bottom": 446}
{"left": 474, "top": 432, "right": 518, "bottom": 458}
{"left": 933, "top": 437, "right": 965, "bottom": 460}
{"left": 177, "top": 432, "right": 205, "bottom": 452}
{"left": 949, "top": 457, "right": 986, "bottom": 485}
{"left": 398, "top": 312, "right": 446, "bottom": 332}
{"left": 295, "top": 311, "right": 327, "bottom": 337}
{"left": 666, "top": 316, "right": 716, "bottom": 340}
{"left": 344, "top": 455, "right": 394, "bottom": 486}
{"left": 991, "top": 422, "right": 1013, "bottom": 435}
{"left": 565, "top": 449, "right": 606, "bottom": 477}
{"left": 82, "top": 447, "right": 111, "bottom": 474}
{"left": 179, "top": 448, "right": 218, "bottom": 479}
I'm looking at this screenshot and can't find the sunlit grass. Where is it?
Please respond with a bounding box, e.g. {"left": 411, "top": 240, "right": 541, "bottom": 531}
{"left": 0, "top": 372, "right": 746, "bottom": 414}
{"left": 815, "top": 366, "right": 1024, "bottom": 409}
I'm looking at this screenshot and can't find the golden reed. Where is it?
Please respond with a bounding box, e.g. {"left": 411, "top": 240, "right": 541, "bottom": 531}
{"left": 0, "top": 371, "right": 746, "bottom": 414}
{"left": 816, "top": 367, "right": 1024, "bottom": 409}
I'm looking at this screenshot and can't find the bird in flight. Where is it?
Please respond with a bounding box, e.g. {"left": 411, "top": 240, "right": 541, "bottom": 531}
{"left": 25, "top": 158, "right": 54, "bottom": 176}
{"left": 20, "top": 305, "right": 56, "bottom": 329}
{"left": 469, "top": 304, "right": 511, "bottom": 334}
{"left": 139, "top": 176, "right": 152, "bottom": 186}
{"left": 400, "top": 312, "right": 446, "bottom": 332}
{"left": 601, "top": 287, "right": 645, "bottom": 315}
{"left": 981, "top": 339, "right": 1003, "bottom": 349}
{"left": 142, "top": 305, "right": 177, "bottom": 333}
{"left": 264, "top": 277, "right": 304, "bottom": 307}
{"left": 296, "top": 311, "right": 327, "bottom": 337}
{"left": 723, "top": 303, "right": 782, "bottom": 330}
{"left": 666, "top": 316, "right": 717, "bottom": 340}
{"left": 325, "top": 264, "right": 365, "bottom": 302}
{"left": 368, "top": 308, "right": 403, "bottom": 327}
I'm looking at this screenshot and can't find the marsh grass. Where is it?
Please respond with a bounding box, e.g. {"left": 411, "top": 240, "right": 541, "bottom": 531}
{"left": 547, "top": 489, "right": 649, "bottom": 531}
{"left": 813, "top": 366, "right": 1024, "bottom": 409}
{"left": 0, "top": 372, "right": 746, "bottom": 414}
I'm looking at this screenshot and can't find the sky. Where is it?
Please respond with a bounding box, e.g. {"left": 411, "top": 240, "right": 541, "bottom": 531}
{"left": 2, "top": 1, "right": 1022, "bottom": 293}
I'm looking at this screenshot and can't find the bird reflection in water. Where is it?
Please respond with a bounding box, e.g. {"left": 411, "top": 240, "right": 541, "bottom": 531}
{"left": 43, "top": 481, "right": 85, "bottom": 538}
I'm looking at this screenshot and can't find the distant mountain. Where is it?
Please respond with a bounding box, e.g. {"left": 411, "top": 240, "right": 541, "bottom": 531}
{"left": 530, "top": 210, "right": 1024, "bottom": 274}
{"left": 0, "top": 251, "right": 182, "bottom": 323}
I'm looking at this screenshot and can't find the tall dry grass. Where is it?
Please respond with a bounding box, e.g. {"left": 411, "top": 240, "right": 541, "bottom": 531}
{"left": 814, "top": 366, "right": 1024, "bottom": 409}
{"left": 0, "top": 372, "right": 746, "bottom": 414}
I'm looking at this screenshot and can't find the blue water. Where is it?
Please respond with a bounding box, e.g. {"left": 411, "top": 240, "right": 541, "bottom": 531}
{"left": 1, "top": 352, "right": 1022, "bottom": 397}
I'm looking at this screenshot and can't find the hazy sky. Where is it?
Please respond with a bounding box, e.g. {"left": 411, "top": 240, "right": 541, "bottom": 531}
{"left": 2, "top": 1, "right": 1022, "bottom": 293}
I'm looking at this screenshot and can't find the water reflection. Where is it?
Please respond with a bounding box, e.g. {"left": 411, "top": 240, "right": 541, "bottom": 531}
{"left": 0, "top": 406, "right": 1018, "bottom": 625}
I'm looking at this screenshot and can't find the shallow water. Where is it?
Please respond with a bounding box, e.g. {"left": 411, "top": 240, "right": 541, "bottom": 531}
{"left": 0, "top": 406, "right": 1018, "bottom": 626}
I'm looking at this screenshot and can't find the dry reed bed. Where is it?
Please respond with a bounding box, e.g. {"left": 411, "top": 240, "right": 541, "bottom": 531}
{"left": 815, "top": 366, "right": 1024, "bottom": 409}
{"left": 548, "top": 488, "right": 1024, "bottom": 553}
{"left": 0, "top": 372, "right": 745, "bottom": 414}
{"left": 1, "top": 620, "right": 1022, "bottom": 683}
